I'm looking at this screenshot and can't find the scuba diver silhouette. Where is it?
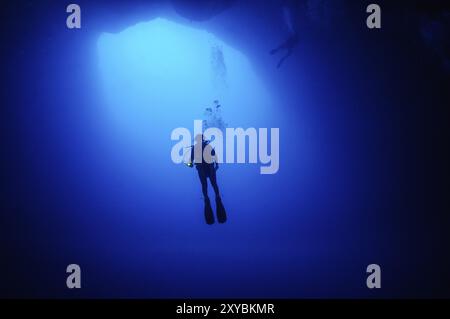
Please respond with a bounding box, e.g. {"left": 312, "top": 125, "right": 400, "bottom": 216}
{"left": 270, "top": 32, "right": 299, "bottom": 68}
{"left": 270, "top": 2, "right": 299, "bottom": 68}
{"left": 187, "top": 134, "right": 227, "bottom": 224}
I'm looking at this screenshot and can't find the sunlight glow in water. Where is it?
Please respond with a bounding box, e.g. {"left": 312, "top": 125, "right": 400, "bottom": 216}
{"left": 97, "top": 17, "right": 274, "bottom": 150}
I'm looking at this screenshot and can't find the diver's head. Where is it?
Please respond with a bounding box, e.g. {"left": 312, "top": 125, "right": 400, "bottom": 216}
{"left": 195, "top": 134, "right": 204, "bottom": 144}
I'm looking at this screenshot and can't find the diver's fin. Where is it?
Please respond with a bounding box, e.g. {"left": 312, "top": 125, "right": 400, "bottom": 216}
{"left": 215, "top": 196, "right": 227, "bottom": 224}
{"left": 204, "top": 198, "right": 215, "bottom": 225}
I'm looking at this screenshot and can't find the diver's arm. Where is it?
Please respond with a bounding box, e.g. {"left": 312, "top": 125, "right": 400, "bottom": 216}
{"left": 212, "top": 148, "right": 219, "bottom": 170}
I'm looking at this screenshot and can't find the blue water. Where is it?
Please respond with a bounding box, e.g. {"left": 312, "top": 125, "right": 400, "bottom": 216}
{"left": 68, "top": 17, "right": 376, "bottom": 298}
{"left": 5, "top": 2, "right": 444, "bottom": 298}
{"left": 91, "top": 18, "right": 318, "bottom": 298}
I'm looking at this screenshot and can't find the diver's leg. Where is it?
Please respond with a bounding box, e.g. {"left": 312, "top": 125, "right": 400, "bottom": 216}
{"left": 197, "top": 168, "right": 208, "bottom": 199}
{"left": 277, "top": 49, "right": 293, "bottom": 68}
{"left": 208, "top": 167, "right": 220, "bottom": 198}
{"left": 270, "top": 42, "right": 284, "bottom": 55}
{"left": 208, "top": 167, "right": 226, "bottom": 223}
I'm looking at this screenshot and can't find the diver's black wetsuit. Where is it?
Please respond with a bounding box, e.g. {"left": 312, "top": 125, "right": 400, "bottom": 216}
{"left": 191, "top": 141, "right": 220, "bottom": 199}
